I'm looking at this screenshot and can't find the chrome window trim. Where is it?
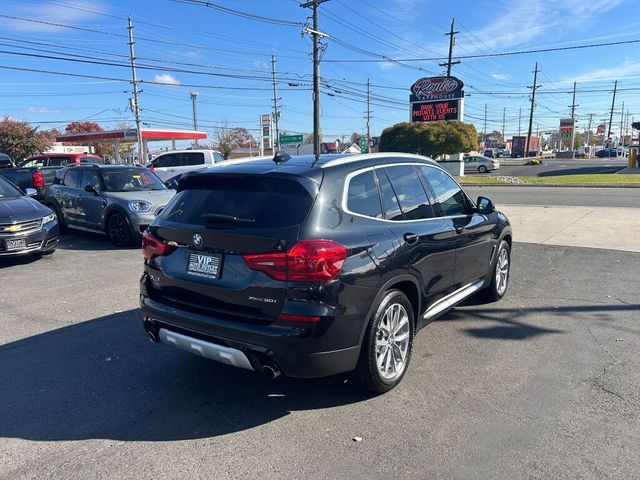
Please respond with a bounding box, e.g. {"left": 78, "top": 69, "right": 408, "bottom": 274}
{"left": 341, "top": 162, "right": 474, "bottom": 224}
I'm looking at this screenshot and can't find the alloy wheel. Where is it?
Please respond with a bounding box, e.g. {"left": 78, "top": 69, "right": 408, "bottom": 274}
{"left": 375, "top": 303, "right": 410, "bottom": 381}
{"left": 495, "top": 247, "right": 509, "bottom": 295}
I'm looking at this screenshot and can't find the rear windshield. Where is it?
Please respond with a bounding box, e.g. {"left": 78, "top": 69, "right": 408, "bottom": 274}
{"left": 162, "top": 175, "right": 315, "bottom": 228}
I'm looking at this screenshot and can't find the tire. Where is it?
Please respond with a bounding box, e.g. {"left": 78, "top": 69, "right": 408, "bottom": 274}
{"left": 354, "top": 290, "right": 415, "bottom": 393}
{"left": 480, "top": 240, "right": 511, "bottom": 302}
{"left": 50, "top": 204, "right": 67, "bottom": 234}
{"left": 107, "top": 212, "right": 133, "bottom": 247}
{"left": 478, "top": 165, "right": 488, "bottom": 173}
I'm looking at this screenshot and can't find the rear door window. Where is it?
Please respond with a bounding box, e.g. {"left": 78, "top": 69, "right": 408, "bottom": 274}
{"left": 163, "top": 175, "right": 315, "bottom": 229}
{"left": 383, "top": 165, "right": 434, "bottom": 220}
{"left": 49, "top": 156, "right": 71, "bottom": 167}
{"left": 376, "top": 169, "right": 403, "bottom": 221}
{"left": 346, "top": 170, "right": 382, "bottom": 219}
{"left": 181, "top": 152, "right": 205, "bottom": 166}
{"left": 154, "top": 154, "right": 179, "bottom": 168}
{"left": 419, "top": 167, "right": 470, "bottom": 217}
{"left": 63, "top": 169, "right": 82, "bottom": 189}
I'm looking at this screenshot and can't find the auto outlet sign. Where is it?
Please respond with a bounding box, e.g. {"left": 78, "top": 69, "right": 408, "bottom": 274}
{"left": 409, "top": 76, "right": 464, "bottom": 123}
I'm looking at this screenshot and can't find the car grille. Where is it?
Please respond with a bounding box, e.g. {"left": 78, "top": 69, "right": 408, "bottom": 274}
{"left": 0, "top": 218, "right": 42, "bottom": 236}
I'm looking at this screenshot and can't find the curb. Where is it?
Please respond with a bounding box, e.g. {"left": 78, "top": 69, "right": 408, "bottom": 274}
{"left": 460, "top": 183, "right": 640, "bottom": 188}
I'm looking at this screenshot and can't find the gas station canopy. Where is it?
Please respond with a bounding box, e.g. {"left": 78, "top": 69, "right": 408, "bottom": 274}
{"left": 55, "top": 128, "right": 208, "bottom": 163}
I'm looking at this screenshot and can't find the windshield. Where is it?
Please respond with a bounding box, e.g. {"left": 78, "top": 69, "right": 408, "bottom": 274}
{"left": 0, "top": 176, "right": 23, "bottom": 198}
{"left": 102, "top": 169, "right": 166, "bottom": 192}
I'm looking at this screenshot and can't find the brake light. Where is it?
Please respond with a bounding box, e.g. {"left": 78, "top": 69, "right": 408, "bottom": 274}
{"left": 243, "top": 240, "right": 347, "bottom": 282}
{"left": 142, "top": 229, "right": 176, "bottom": 260}
{"left": 32, "top": 171, "right": 44, "bottom": 189}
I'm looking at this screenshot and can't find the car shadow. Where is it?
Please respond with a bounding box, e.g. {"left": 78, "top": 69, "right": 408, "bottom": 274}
{"left": 438, "top": 300, "right": 638, "bottom": 340}
{"left": 537, "top": 166, "right": 624, "bottom": 176}
{"left": 0, "top": 253, "right": 46, "bottom": 268}
{"left": 57, "top": 231, "right": 139, "bottom": 251}
{"left": 0, "top": 309, "right": 374, "bottom": 443}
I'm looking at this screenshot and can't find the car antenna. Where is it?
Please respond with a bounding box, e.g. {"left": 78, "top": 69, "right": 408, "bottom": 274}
{"left": 272, "top": 151, "right": 291, "bottom": 164}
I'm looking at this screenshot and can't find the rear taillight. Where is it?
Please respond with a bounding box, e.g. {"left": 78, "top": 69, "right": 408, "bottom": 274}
{"left": 32, "top": 171, "right": 44, "bottom": 189}
{"left": 142, "top": 229, "right": 176, "bottom": 260}
{"left": 243, "top": 240, "right": 347, "bottom": 282}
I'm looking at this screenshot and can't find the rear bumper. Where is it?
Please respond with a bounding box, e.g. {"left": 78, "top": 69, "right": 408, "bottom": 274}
{"left": 140, "top": 295, "right": 361, "bottom": 378}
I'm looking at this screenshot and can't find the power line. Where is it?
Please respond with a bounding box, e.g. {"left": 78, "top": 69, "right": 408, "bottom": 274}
{"left": 171, "top": 0, "right": 305, "bottom": 26}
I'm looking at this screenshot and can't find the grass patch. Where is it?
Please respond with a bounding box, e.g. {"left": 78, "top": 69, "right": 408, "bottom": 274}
{"left": 519, "top": 174, "right": 640, "bottom": 185}
{"left": 455, "top": 176, "right": 506, "bottom": 184}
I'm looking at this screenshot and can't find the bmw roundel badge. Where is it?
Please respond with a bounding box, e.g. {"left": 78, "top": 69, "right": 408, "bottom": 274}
{"left": 192, "top": 233, "right": 203, "bottom": 247}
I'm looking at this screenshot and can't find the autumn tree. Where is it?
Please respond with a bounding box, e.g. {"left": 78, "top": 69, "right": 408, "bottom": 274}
{"left": 350, "top": 132, "right": 361, "bottom": 145}
{"left": 0, "top": 117, "right": 54, "bottom": 162}
{"left": 215, "top": 126, "right": 258, "bottom": 159}
{"left": 64, "top": 121, "right": 111, "bottom": 156}
{"left": 379, "top": 121, "right": 478, "bottom": 159}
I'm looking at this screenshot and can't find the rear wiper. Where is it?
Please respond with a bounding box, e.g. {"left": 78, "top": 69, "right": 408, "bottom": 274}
{"left": 201, "top": 213, "right": 255, "bottom": 224}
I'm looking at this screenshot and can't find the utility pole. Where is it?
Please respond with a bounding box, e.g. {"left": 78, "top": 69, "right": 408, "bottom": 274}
{"left": 190, "top": 92, "right": 199, "bottom": 146}
{"left": 606, "top": 80, "right": 617, "bottom": 147}
{"left": 586, "top": 113, "right": 593, "bottom": 157}
{"left": 301, "top": 0, "right": 329, "bottom": 162}
{"left": 570, "top": 81, "right": 578, "bottom": 157}
{"left": 518, "top": 107, "right": 522, "bottom": 137}
{"left": 483, "top": 103, "right": 487, "bottom": 147}
{"left": 439, "top": 17, "right": 460, "bottom": 76}
{"left": 127, "top": 16, "right": 144, "bottom": 164}
{"left": 502, "top": 107, "right": 506, "bottom": 146}
{"left": 619, "top": 101, "right": 625, "bottom": 146}
{"left": 365, "top": 78, "right": 371, "bottom": 154}
{"left": 271, "top": 54, "right": 280, "bottom": 152}
{"left": 525, "top": 62, "right": 540, "bottom": 157}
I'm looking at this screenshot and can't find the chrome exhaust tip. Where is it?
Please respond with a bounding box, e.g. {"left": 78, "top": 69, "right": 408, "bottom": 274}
{"left": 147, "top": 329, "right": 159, "bottom": 343}
{"left": 261, "top": 364, "right": 281, "bottom": 379}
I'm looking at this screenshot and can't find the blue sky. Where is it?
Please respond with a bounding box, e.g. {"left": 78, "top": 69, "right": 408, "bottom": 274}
{"left": 1, "top": 0, "right": 639, "bottom": 147}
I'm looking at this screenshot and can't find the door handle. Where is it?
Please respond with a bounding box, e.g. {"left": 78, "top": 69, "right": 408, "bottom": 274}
{"left": 403, "top": 232, "right": 419, "bottom": 244}
{"left": 455, "top": 225, "right": 465, "bottom": 234}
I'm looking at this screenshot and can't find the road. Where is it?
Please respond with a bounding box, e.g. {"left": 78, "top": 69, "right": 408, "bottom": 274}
{"left": 1, "top": 232, "right": 638, "bottom": 479}
{"left": 464, "top": 185, "right": 640, "bottom": 208}
{"left": 466, "top": 157, "right": 629, "bottom": 178}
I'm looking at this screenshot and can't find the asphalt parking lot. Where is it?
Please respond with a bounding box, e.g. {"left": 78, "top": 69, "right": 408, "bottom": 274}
{"left": 1, "top": 233, "right": 639, "bottom": 479}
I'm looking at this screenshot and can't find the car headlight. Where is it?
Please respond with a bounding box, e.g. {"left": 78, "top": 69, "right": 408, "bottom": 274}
{"left": 128, "top": 200, "right": 153, "bottom": 213}
{"left": 42, "top": 213, "right": 56, "bottom": 224}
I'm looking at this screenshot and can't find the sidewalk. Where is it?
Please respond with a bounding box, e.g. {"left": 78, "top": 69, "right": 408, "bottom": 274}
{"left": 499, "top": 204, "right": 640, "bottom": 253}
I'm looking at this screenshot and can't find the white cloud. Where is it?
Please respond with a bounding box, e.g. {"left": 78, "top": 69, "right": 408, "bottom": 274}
{"left": 491, "top": 73, "right": 511, "bottom": 81}
{"left": 26, "top": 106, "right": 61, "bottom": 114}
{"left": 567, "top": 60, "right": 640, "bottom": 84}
{"left": 470, "top": 0, "right": 626, "bottom": 50}
{"left": 2, "top": 0, "right": 110, "bottom": 32}
{"left": 153, "top": 74, "right": 180, "bottom": 85}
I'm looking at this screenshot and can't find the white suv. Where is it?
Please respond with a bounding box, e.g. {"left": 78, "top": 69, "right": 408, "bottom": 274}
{"left": 148, "top": 149, "right": 223, "bottom": 182}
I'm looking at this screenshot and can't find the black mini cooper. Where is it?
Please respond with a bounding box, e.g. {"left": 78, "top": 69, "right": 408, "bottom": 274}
{"left": 140, "top": 153, "right": 512, "bottom": 392}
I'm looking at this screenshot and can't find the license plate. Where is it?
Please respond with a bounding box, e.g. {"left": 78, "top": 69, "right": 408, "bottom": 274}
{"left": 5, "top": 238, "right": 27, "bottom": 251}
{"left": 186, "top": 252, "right": 222, "bottom": 279}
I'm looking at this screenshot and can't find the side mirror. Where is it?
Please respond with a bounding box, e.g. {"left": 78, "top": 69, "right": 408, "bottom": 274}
{"left": 25, "top": 188, "right": 37, "bottom": 197}
{"left": 477, "top": 196, "right": 495, "bottom": 214}
{"left": 84, "top": 184, "right": 99, "bottom": 195}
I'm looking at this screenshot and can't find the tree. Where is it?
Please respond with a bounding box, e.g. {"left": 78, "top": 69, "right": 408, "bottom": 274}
{"left": 350, "top": 132, "right": 361, "bottom": 145}
{"left": 486, "top": 130, "right": 504, "bottom": 146}
{"left": 64, "top": 121, "right": 111, "bottom": 156}
{"left": 214, "top": 126, "right": 257, "bottom": 159}
{"left": 0, "top": 117, "right": 54, "bottom": 162}
{"left": 573, "top": 133, "right": 584, "bottom": 149}
{"left": 379, "top": 121, "right": 478, "bottom": 159}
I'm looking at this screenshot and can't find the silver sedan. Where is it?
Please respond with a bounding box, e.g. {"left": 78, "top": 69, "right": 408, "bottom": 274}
{"left": 464, "top": 155, "right": 500, "bottom": 173}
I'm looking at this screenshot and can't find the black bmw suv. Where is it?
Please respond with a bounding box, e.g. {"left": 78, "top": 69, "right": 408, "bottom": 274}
{"left": 140, "top": 153, "right": 512, "bottom": 392}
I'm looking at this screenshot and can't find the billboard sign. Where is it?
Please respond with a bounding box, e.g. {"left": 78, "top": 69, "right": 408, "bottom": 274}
{"left": 410, "top": 76, "right": 464, "bottom": 102}
{"left": 411, "top": 99, "right": 460, "bottom": 122}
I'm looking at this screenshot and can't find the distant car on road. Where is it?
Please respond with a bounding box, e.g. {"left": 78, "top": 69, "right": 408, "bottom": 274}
{"left": 0, "top": 153, "right": 15, "bottom": 168}
{"left": 483, "top": 149, "right": 496, "bottom": 158}
{"left": 46, "top": 165, "right": 175, "bottom": 246}
{"left": 147, "top": 149, "right": 223, "bottom": 182}
{"left": 0, "top": 175, "right": 59, "bottom": 257}
{"left": 465, "top": 155, "right": 499, "bottom": 173}
{"left": 595, "top": 148, "right": 626, "bottom": 158}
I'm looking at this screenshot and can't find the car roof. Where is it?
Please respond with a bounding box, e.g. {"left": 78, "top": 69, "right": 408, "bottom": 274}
{"left": 154, "top": 149, "right": 219, "bottom": 154}
{"left": 196, "top": 152, "right": 439, "bottom": 178}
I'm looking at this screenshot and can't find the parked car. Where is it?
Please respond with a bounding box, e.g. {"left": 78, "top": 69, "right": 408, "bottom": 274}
{"left": 19, "top": 153, "right": 103, "bottom": 168}
{"left": 147, "top": 149, "right": 223, "bottom": 182}
{"left": 140, "top": 152, "right": 512, "bottom": 393}
{"left": 464, "top": 155, "right": 499, "bottom": 173}
{"left": 483, "top": 149, "right": 495, "bottom": 158}
{"left": 0, "top": 175, "right": 59, "bottom": 257}
{"left": 0, "top": 153, "right": 15, "bottom": 168}
{"left": 595, "top": 148, "right": 622, "bottom": 158}
{"left": 46, "top": 165, "right": 175, "bottom": 246}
